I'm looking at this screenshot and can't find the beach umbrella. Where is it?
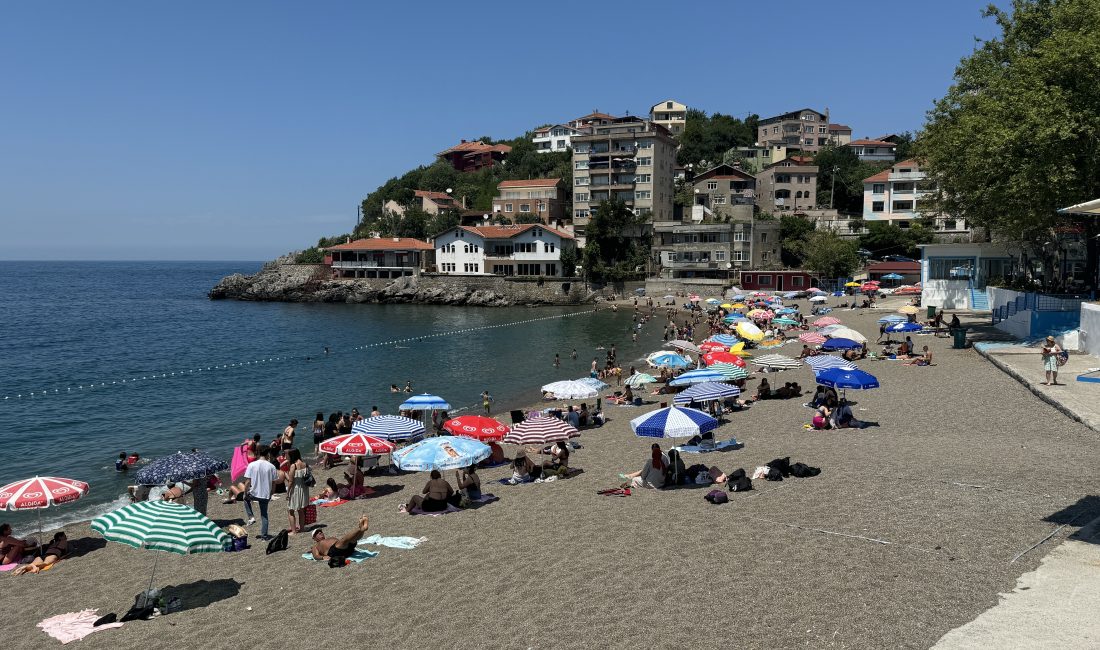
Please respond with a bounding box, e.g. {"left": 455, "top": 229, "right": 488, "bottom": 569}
{"left": 808, "top": 287, "right": 825, "bottom": 293}
{"left": 705, "top": 298, "right": 720, "bottom": 305}
{"left": 674, "top": 382, "right": 741, "bottom": 405}
{"left": 776, "top": 307, "right": 798, "bottom": 315}
{"left": 799, "top": 332, "right": 827, "bottom": 344}
{"left": 729, "top": 342, "right": 752, "bottom": 357}
{"left": 707, "top": 334, "right": 739, "bottom": 346}
{"left": 352, "top": 415, "right": 426, "bottom": 441}
{"left": 731, "top": 295, "right": 746, "bottom": 302}
{"left": 320, "top": 433, "right": 397, "bottom": 456}
{"left": 878, "top": 315, "right": 908, "bottom": 324}
{"left": 732, "top": 303, "right": 747, "bottom": 309}
{"left": 751, "top": 291, "right": 769, "bottom": 297}
{"left": 392, "top": 436, "right": 491, "bottom": 471}
{"left": 135, "top": 451, "right": 229, "bottom": 486}
{"left": 882, "top": 273, "right": 904, "bottom": 280}
{"left": 503, "top": 415, "right": 580, "bottom": 445}
{"left": 783, "top": 292, "right": 800, "bottom": 299}
{"left": 669, "top": 368, "right": 727, "bottom": 386}
{"left": 703, "top": 351, "right": 746, "bottom": 367}
{"left": 827, "top": 327, "right": 868, "bottom": 343}
{"left": 860, "top": 283, "right": 879, "bottom": 292}
{"left": 723, "top": 314, "right": 748, "bottom": 323}
{"left": 815, "top": 368, "right": 880, "bottom": 393}
{"left": 773, "top": 317, "right": 799, "bottom": 326}
{"left": 630, "top": 406, "right": 718, "bottom": 439}
{"left": 92, "top": 500, "right": 230, "bottom": 599}
{"left": 752, "top": 354, "right": 802, "bottom": 370}
{"left": 818, "top": 324, "right": 844, "bottom": 335}
{"left": 844, "top": 281, "right": 861, "bottom": 287}
{"left": 666, "top": 340, "right": 703, "bottom": 355}
{"left": 735, "top": 321, "right": 764, "bottom": 342}
{"left": 708, "top": 362, "right": 749, "bottom": 380}
{"left": 720, "top": 303, "right": 734, "bottom": 310}
{"left": 688, "top": 295, "right": 701, "bottom": 302}
{"left": 577, "top": 377, "right": 611, "bottom": 391}
{"left": 647, "top": 352, "right": 691, "bottom": 369}
{"left": 821, "top": 338, "right": 861, "bottom": 351}
{"left": 624, "top": 372, "right": 658, "bottom": 387}
{"left": 898, "top": 305, "right": 920, "bottom": 315}
{"left": 809, "top": 295, "right": 828, "bottom": 303}
{"left": 814, "top": 316, "right": 840, "bottom": 327}
{"left": 0, "top": 476, "right": 90, "bottom": 538}
{"left": 699, "top": 340, "right": 730, "bottom": 353}
{"left": 887, "top": 322, "right": 923, "bottom": 333}
{"left": 804, "top": 355, "right": 857, "bottom": 371}
{"left": 398, "top": 393, "right": 452, "bottom": 411}
{"left": 662, "top": 295, "right": 676, "bottom": 299}
{"left": 541, "top": 380, "right": 599, "bottom": 399}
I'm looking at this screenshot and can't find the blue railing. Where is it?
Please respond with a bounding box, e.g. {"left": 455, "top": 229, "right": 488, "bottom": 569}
{"left": 991, "top": 292, "right": 1087, "bottom": 324}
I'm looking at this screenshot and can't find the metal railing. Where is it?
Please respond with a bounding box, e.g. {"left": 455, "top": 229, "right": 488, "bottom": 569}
{"left": 991, "top": 292, "right": 1088, "bottom": 324}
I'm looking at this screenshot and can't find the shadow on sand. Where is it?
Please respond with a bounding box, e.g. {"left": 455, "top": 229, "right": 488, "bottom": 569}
{"left": 161, "top": 578, "right": 243, "bottom": 611}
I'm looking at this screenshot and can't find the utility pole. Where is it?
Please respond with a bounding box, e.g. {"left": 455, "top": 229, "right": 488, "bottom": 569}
{"left": 829, "top": 166, "right": 839, "bottom": 210}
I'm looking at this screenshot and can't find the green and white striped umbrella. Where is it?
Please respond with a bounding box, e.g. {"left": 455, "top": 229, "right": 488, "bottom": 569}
{"left": 92, "top": 500, "right": 229, "bottom": 556}
{"left": 707, "top": 362, "right": 749, "bottom": 380}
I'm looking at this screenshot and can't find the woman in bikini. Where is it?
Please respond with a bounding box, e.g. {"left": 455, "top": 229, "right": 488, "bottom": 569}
{"left": 12, "top": 531, "right": 67, "bottom": 575}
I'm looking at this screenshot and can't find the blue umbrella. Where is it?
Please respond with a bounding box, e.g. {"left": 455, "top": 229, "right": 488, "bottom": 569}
{"left": 669, "top": 368, "right": 726, "bottom": 386}
{"left": 707, "top": 334, "right": 739, "bottom": 346}
{"left": 723, "top": 314, "right": 748, "bottom": 323}
{"left": 881, "top": 273, "right": 904, "bottom": 280}
{"left": 630, "top": 406, "right": 718, "bottom": 438}
{"left": 391, "top": 437, "right": 490, "bottom": 471}
{"left": 731, "top": 295, "right": 746, "bottom": 301}
{"left": 398, "top": 393, "right": 451, "bottom": 411}
{"left": 821, "top": 338, "right": 861, "bottom": 351}
{"left": 673, "top": 382, "right": 741, "bottom": 405}
{"left": 352, "top": 415, "right": 426, "bottom": 441}
{"left": 135, "top": 451, "right": 229, "bottom": 486}
{"left": 648, "top": 352, "right": 691, "bottom": 369}
{"left": 888, "top": 322, "right": 923, "bottom": 333}
{"left": 776, "top": 307, "right": 798, "bottom": 315}
{"left": 878, "top": 315, "right": 908, "bottom": 324}
{"left": 815, "top": 368, "right": 880, "bottom": 390}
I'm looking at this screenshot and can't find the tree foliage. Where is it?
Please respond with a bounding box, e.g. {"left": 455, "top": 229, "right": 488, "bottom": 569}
{"left": 813, "top": 145, "right": 890, "bottom": 214}
{"left": 798, "top": 230, "right": 861, "bottom": 279}
{"left": 677, "top": 109, "right": 759, "bottom": 167}
{"left": 779, "top": 214, "right": 816, "bottom": 267}
{"left": 582, "top": 199, "right": 650, "bottom": 283}
{"left": 858, "top": 221, "right": 934, "bottom": 259}
{"left": 918, "top": 0, "right": 1100, "bottom": 281}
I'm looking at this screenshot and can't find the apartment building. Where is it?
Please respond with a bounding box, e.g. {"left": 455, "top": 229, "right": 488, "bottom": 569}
{"left": 755, "top": 156, "right": 820, "bottom": 214}
{"left": 571, "top": 117, "right": 677, "bottom": 246}
{"left": 568, "top": 111, "right": 617, "bottom": 130}
{"left": 532, "top": 124, "right": 584, "bottom": 153}
{"left": 433, "top": 223, "right": 575, "bottom": 277}
{"left": 846, "top": 139, "right": 897, "bottom": 162}
{"left": 828, "top": 124, "right": 853, "bottom": 146}
{"left": 862, "top": 160, "right": 970, "bottom": 235}
{"left": 436, "top": 140, "right": 511, "bottom": 172}
{"left": 757, "top": 108, "right": 831, "bottom": 152}
{"left": 649, "top": 99, "right": 688, "bottom": 136}
{"left": 727, "top": 144, "right": 789, "bottom": 174}
{"left": 491, "top": 178, "right": 567, "bottom": 224}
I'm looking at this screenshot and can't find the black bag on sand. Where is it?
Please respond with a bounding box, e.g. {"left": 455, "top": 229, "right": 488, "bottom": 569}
{"left": 790, "top": 462, "right": 821, "bottom": 478}
{"left": 728, "top": 468, "right": 752, "bottom": 492}
{"left": 767, "top": 457, "right": 791, "bottom": 477}
{"left": 266, "top": 529, "right": 290, "bottom": 555}
{"left": 704, "top": 489, "right": 729, "bottom": 504}
{"left": 765, "top": 467, "right": 783, "bottom": 481}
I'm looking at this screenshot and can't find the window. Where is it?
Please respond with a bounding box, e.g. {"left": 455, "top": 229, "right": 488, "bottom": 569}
{"left": 772, "top": 126, "right": 779, "bottom": 134}
{"left": 733, "top": 251, "right": 745, "bottom": 262}
{"left": 463, "top": 244, "right": 469, "bottom": 253}
{"left": 734, "top": 231, "right": 746, "bottom": 241}
{"left": 804, "top": 139, "right": 813, "bottom": 145}
{"left": 897, "top": 220, "right": 910, "bottom": 229}
{"left": 575, "top": 161, "right": 588, "bottom": 169}
{"left": 537, "top": 202, "right": 546, "bottom": 212}
{"left": 575, "top": 177, "right": 589, "bottom": 186}
{"left": 795, "top": 191, "right": 803, "bottom": 199}
{"left": 804, "top": 126, "right": 814, "bottom": 134}
{"left": 546, "top": 242, "right": 555, "bottom": 253}
{"left": 893, "top": 200, "right": 914, "bottom": 211}
{"left": 634, "top": 174, "right": 651, "bottom": 183}
{"left": 575, "top": 193, "right": 588, "bottom": 202}
{"left": 517, "top": 263, "right": 539, "bottom": 276}
{"left": 715, "top": 251, "right": 726, "bottom": 261}
{"left": 666, "top": 101, "right": 673, "bottom": 109}
{"left": 872, "top": 201, "right": 885, "bottom": 212}
{"left": 545, "top": 263, "right": 557, "bottom": 275}
{"left": 638, "top": 140, "right": 652, "bottom": 149}
{"left": 818, "top": 126, "right": 827, "bottom": 134}
{"left": 520, "top": 204, "right": 530, "bottom": 212}
{"left": 441, "top": 263, "right": 454, "bottom": 272}
{"left": 760, "top": 232, "right": 768, "bottom": 243}
{"left": 758, "top": 275, "right": 772, "bottom": 285}
{"left": 463, "top": 263, "right": 479, "bottom": 273}
{"left": 505, "top": 203, "right": 513, "bottom": 213}
{"left": 899, "top": 168, "right": 912, "bottom": 173}
{"left": 635, "top": 190, "right": 651, "bottom": 199}
{"left": 637, "top": 157, "right": 652, "bottom": 166}
{"left": 762, "top": 251, "right": 769, "bottom": 261}
{"left": 929, "top": 257, "right": 974, "bottom": 280}
{"left": 799, "top": 175, "right": 811, "bottom": 183}
{"left": 943, "top": 219, "right": 957, "bottom": 230}
{"left": 775, "top": 189, "right": 791, "bottom": 199}
{"left": 575, "top": 209, "right": 589, "bottom": 219}
{"left": 743, "top": 273, "right": 753, "bottom": 282}
{"left": 713, "top": 195, "right": 726, "bottom": 204}
{"left": 775, "top": 175, "right": 791, "bottom": 183}
{"left": 574, "top": 144, "right": 589, "bottom": 153}
{"left": 707, "top": 181, "right": 718, "bottom": 190}
{"left": 865, "top": 148, "right": 877, "bottom": 155}
{"left": 872, "top": 183, "right": 885, "bottom": 194}
{"left": 792, "top": 276, "right": 804, "bottom": 286}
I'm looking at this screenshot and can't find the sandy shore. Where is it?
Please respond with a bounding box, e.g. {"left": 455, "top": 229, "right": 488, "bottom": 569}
{"left": 6, "top": 297, "right": 1100, "bottom": 649}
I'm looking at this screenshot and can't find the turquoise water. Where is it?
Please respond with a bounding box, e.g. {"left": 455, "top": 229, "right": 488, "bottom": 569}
{"left": 0, "top": 262, "right": 657, "bottom": 530}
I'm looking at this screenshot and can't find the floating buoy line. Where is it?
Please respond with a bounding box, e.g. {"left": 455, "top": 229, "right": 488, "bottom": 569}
{"left": 1, "top": 309, "right": 596, "bottom": 402}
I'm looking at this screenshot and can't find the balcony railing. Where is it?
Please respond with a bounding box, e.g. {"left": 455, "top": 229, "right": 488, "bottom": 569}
{"left": 332, "top": 261, "right": 417, "bottom": 269}
{"left": 889, "top": 172, "right": 924, "bottom": 181}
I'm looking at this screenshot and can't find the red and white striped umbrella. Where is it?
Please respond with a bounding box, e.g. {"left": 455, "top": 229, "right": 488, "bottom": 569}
{"left": 814, "top": 317, "right": 841, "bottom": 327}
{"left": 319, "top": 433, "right": 396, "bottom": 456}
{"left": 0, "top": 476, "right": 90, "bottom": 511}
{"left": 503, "top": 414, "right": 580, "bottom": 445}
{"left": 443, "top": 416, "right": 510, "bottom": 442}
{"left": 799, "top": 332, "right": 827, "bottom": 345}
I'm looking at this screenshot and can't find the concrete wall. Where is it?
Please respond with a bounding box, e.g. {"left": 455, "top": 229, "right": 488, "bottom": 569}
{"left": 922, "top": 279, "right": 970, "bottom": 309}
{"left": 645, "top": 278, "right": 729, "bottom": 296}
{"left": 1079, "top": 303, "right": 1100, "bottom": 357}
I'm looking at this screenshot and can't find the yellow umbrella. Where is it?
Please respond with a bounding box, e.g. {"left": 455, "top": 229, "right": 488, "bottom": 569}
{"left": 898, "top": 305, "right": 920, "bottom": 315}
{"left": 735, "top": 321, "right": 764, "bottom": 342}
{"left": 844, "top": 281, "right": 861, "bottom": 287}
{"left": 720, "top": 303, "right": 734, "bottom": 310}
{"left": 729, "top": 341, "right": 752, "bottom": 357}
{"left": 732, "top": 303, "right": 746, "bottom": 309}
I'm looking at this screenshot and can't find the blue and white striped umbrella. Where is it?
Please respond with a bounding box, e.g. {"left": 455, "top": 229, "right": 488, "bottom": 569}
{"left": 398, "top": 393, "right": 451, "bottom": 411}
{"left": 878, "top": 315, "right": 908, "bottom": 324}
{"left": 647, "top": 352, "right": 692, "bottom": 369}
{"left": 577, "top": 377, "right": 610, "bottom": 391}
{"left": 541, "top": 380, "right": 598, "bottom": 399}
{"left": 352, "top": 415, "right": 426, "bottom": 441}
{"left": 804, "top": 355, "right": 857, "bottom": 371}
{"left": 815, "top": 368, "right": 880, "bottom": 390}
{"left": 135, "top": 451, "right": 229, "bottom": 486}
{"left": 821, "top": 338, "right": 862, "bottom": 351}
{"left": 707, "top": 334, "right": 739, "bottom": 346}
{"left": 669, "top": 368, "right": 726, "bottom": 386}
{"left": 888, "top": 322, "right": 923, "bottom": 333}
{"left": 391, "top": 436, "right": 490, "bottom": 471}
{"left": 723, "top": 314, "right": 748, "bottom": 323}
{"left": 631, "top": 406, "right": 718, "bottom": 438}
{"left": 673, "top": 382, "right": 741, "bottom": 405}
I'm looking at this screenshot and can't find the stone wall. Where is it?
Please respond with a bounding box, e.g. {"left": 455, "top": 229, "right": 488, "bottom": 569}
{"left": 645, "top": 278, "right": 731, "bottom": 297}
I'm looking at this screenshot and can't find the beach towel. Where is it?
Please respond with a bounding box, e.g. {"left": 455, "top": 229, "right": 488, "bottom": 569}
{"left": 407, "top": 494, "right": 499, "bottom": 515}
{"left": 359, "top": 535, "right": 427, "bottom": 549}
{"left": 301, "top": 549, "right": 378, "bottom": 563}
{"left": 319, "top": 499, "right": 348, "bottom": 508}
{"left": 674, "top": 439, "right": 740, "bottom": 454}
{"left": 230, "top": 444, "right": 249, "bottom": 482}
{"left": 38, "top": 609, "right": 123, "bottom": 644}
{"left": 0, "top": 562, "right": 18, "bottom": 572}
{"left": 597, "top": 487, "right": 631, "bottom": 496}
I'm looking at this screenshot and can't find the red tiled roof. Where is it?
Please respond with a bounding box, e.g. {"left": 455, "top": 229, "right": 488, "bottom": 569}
{"left": 828, "top": 123, "right": 852, "bottom": 132}
{"left": 893, "top": 159, "right": 919, "bottom": 168}
{"left": 414, "top": 190, "right": 455, "bottom": 201}
{"left": 497, "top": 178, "right": 561, "bottom": 189}
{"left": 573, "top": 111, "right": 617, "bottom": 122}
{"left": 863, "top": 169, "right": 891, "bottom": 183}
{"left": 326, "top": 237, "right": 434, "bottom": 252}
{"left": 847, "top": 139, "right": 896, "bottom": 147}
{"left": 460, "top": 224, "right": 574, "bottom": 240}
{"left": 437, "top": 141, "right": 513, "bottom": 156}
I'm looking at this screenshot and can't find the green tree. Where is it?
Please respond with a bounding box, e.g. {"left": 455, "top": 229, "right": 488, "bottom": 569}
{"left": 779, "top": 214, "right": 816, "bottom": 266}
{"left": 427, "top": 210, "right": 460, "bottom": 238}
{"left": 582, "top": 199, "right": 650, "bottom": 283}
{"left": 858, "top": 221, "right": 933, "bottom": 258}
{"left": 799, "top": 230, "right": 861, "bottom": 279}
{"left": 558, "top": 245, "right": 578, "bottom": 277}
{"left": 891, "top": 131, "right": 916, "bottom": 160}
{"left": 918, "top": 0, "right": 1100, "bottom": 284}
{"left": 514, "top": 213, "right": 542, "bottom": 224}
{"left": 677, "top": 109, "right": 757, "bottom": 167}
{"left": 814, "top": 145, "right": 890, "bottom": 214}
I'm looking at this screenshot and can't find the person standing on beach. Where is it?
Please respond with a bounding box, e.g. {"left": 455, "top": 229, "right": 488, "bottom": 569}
{"left": 571, "top": 348, "right": 577, "bottom": 360}
{"left": 1041, "top": 335, "right": 1063, "bottom": 385}
{"left": 243, "top": 448, "right": 278, "bottom": 540}
{"left": 554, "top": 354, "right": 560, "bottom": 368}
{"left": 283, "top": 449, "right": 310, "bottom": 534}
{"left": 282, "top": 420, "right": 297, "bottom": 451}
{"left": 591, "top": 358, "right": 598, "bottom": 378}
{"left": 482, "top": 390, "right": 493, "bottom": 415}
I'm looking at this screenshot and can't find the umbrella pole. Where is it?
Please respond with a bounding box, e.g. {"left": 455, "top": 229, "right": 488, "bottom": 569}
{"left": 146, "top": 550, "right": 161, "bottom": 602}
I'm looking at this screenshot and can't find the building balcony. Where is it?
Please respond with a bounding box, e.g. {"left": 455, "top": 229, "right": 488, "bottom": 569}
{"left": 332, "top": 260, "right": 419, "bottom": 270}
{"left": 660, "top": 259, "right": 722, "bottom": 269}
{"left": 889, "top": 172, "right": 924, "bottom": 181}
{"left": 588, "top": 147, "right": 637, "bottom": 158}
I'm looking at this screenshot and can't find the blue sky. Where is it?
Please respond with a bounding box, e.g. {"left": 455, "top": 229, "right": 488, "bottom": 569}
{"left": 0, "top": 1, "right": 1004, "bottom": 260}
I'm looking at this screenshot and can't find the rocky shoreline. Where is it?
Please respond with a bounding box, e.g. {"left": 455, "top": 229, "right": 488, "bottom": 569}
{"left": 208, "top": 257, "right": 596, "bottom": 306}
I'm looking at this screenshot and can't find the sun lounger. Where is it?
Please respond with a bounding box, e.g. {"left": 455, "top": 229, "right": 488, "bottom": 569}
{"left": 674, "top": 439, "right": 740, "bottom": 453}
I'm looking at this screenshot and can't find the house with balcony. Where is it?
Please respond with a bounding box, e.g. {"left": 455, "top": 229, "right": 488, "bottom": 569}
{"left": 568, "top": 111, "right": 617, "bottom": 130}
{"left": 758, "top": 108, "right": 832, "bottom": 152}
{"left": 532, "top": 124, "right": 585, "bottom": 153}
{"left": 726, "top": 144, "right": 788, "bottom": 174}
{"left": 436, "top": 140, "right": 511, "bottom": 172}
{"left": 432, "top": 223, "right": 575, "bottom": 277}
{"left": 650, "top": 99, "right": 687, "bottom": 136}
{"left": 862, "top": 160, "right": 971, "bottom": 235}
{"left": 828, "top": 124, "right": 853, "bottom": 146}
{"left": 492, "top": 178, "right": 567, "bottom": 225}
{"left": 755, "top": 156, "right": 820, "bottom": 215}
{"left": 383, "top": 190, "right": 459, "bottom": 217}
{"left": 846, "top": 139, "right": 897, "bottom": 162}
{"left": 325, "top": 237, "right": 434, "bottom": 279}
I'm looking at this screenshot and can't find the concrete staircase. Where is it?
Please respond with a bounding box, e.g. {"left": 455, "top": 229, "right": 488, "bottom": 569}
{"left": 970, "top": 287, "right": 990, "bottom": 310}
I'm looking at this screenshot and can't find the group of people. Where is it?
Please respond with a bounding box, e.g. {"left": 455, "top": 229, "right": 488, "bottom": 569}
{"left": 0, "top": 524, "right": 68, "bottom": 576}
{"left": 808, "top": 386, "right": 873, "bottom": 429}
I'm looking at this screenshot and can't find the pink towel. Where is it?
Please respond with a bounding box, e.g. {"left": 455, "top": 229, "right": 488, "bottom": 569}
{"left": 230, "top": 444, "right": 249, "bottom": 482}
{"left": 0, "top": 563, "right": 18, "bottom": 572}
{"left": 38, "top": 609, "right": 123, "bottom": 644}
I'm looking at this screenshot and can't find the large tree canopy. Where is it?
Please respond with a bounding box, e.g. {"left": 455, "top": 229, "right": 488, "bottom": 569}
{"left": 677, "top": 109, "right": 759, "bottom": 168}
{"left": 582, "top": 199, "right": 650, "bottom": 283}
{"left": 813, "top": 145, "right": 890, "bottom": 214}
{"left": 798, "top": 230, "right": 861, "bottom": 279}
{"left": 919, "top": 0, "right": 1100, "bottom": 281}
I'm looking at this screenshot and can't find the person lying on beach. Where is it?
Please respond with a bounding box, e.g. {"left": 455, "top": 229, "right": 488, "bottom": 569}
{"left": 403, "top": 470, "right": 453, "bottom": 513}
{"left": 605, "top": 385, "right": 635, "bottom": 405}
{"left": 12, "top": 531, "right": 67, "bottom": 575}
{"left": 812, "top": 403, "right": 833, "bottom": 430}
{"left": 480, "top": 441, "right": 505, "bottom": 467}
{"left": 310, "top": 515, "right": 370, "bottom": 565}
{"left": 0, "top": 523, "right": 38, "bottom": 564}
{"left": 834, "top": 399, "right": 873, "bottom": 429}
{"left": 621, "top": 444, "right": 667, "bottom": 489}
{"left": 904, "top": 346, "right": 933, "bottom": 366}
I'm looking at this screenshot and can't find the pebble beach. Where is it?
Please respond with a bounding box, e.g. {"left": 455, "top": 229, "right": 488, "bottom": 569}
{"left": 5, "top": 297, "right": 1100, "bottom": 649}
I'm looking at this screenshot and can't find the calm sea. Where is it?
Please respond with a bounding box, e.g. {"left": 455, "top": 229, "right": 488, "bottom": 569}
{"left": 0, "top": 261, "right": 657, "bottom": 531}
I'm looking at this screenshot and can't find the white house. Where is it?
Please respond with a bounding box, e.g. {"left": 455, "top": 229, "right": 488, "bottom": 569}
{"left": 433, "top": 224, "right": 576, "bottom": 276}
{"left": 862, "top": 159, "right": 970, "bottom": 235}
{"left": 532, "top": 124, "right": 584, "bottom": 153}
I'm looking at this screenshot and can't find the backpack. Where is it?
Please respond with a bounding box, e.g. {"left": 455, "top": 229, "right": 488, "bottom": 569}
{"left": 265, "top": 529, "right": 290, "bottom": 555}
{"left": 704, "top": 489, "right": 729, "bottom": 504}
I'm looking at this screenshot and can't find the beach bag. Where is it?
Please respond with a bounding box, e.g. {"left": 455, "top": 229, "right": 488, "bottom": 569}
{"left": 265, "top": 529, "right": 290, "bottom": 555}
{"left": 305, "top": 467, "right": 317, "bottom": 488}
{"left": 704, "top": 489, "right": 728, "bottom": 504}
{"left": 302, "top": 505, "right": 318, "bottom": 526}
{"left": 1057, "top": 350, "right": 1069, "bottom": 367}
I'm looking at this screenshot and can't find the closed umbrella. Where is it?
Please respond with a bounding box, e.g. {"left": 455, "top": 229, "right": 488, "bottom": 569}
{"left": 352, "top": 415, "right": 426, "bottom": 441}
{"left": 398, "top": 393, "right": 452, "bottom": 411}
{"left": 541, "top": 380, "right": 598, "bottom": 400}
{"left": 624, "top": 373, "right": 658, "bottom": 387}
{"left": 503, "top": 416, "right": 580, "bottom": 445}
{"left": 135, "top": 451, "right": 229, "bottom": 486}
{"left": 630, "top": 406, "right": 718, "bottom": 439}
{"left": 674, "top": 382, "right": 741, "bottom": 405}
{"left": 392, "top": 437, "right": 491, "bottom": 471}
{"left": 442, "top": 416, "right": 509, "bottom": 442}
{"left": 669, "top": 368, "right": 726, "bottom": 386}
{"left": 320, "top": 433, "right": 396, "bottom": 456}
